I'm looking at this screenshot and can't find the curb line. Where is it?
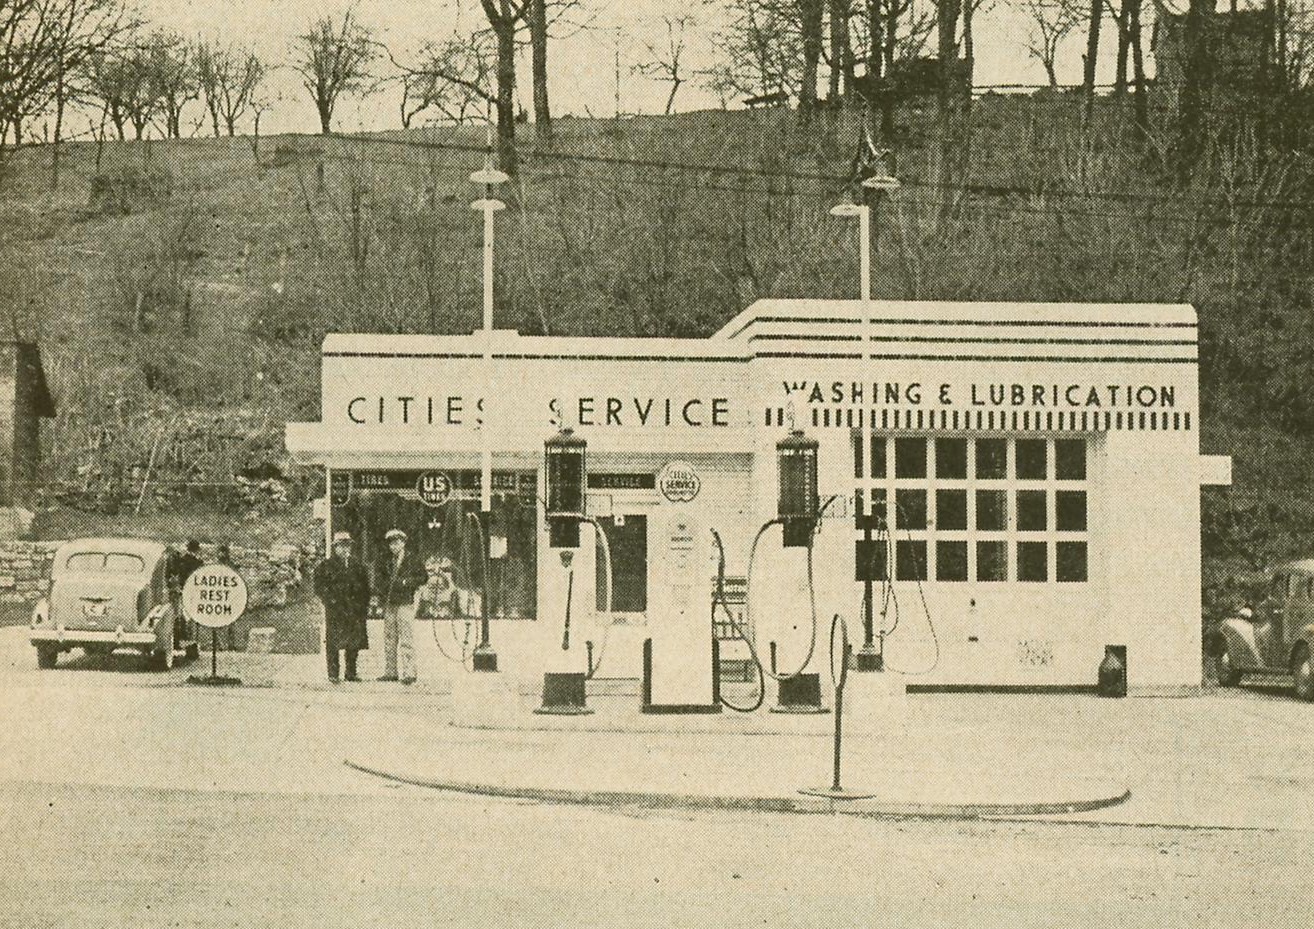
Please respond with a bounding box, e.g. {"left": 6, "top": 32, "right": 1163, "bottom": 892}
{"left": 343, "top": 760, "right": 1131, "bottom": 821}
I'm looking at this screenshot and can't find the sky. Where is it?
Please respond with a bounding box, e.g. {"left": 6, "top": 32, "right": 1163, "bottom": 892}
{"left": 132, "top": 0, "right": 1175, "bottom": 137}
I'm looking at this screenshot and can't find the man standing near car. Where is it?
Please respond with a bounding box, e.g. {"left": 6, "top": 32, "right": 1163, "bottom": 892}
{"left": 314, "top": 531, "right": 370, "bottom": 682}
{"left": 374, "top": 528, "right": 425, "bottom": 683}
{"left": 168, "top": 539, "right": 204, "bottom": 648}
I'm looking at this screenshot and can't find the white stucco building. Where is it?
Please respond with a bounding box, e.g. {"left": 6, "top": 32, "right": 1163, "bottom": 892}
{"left": 286, "top": 298, "right": 1231, "bottom": 693}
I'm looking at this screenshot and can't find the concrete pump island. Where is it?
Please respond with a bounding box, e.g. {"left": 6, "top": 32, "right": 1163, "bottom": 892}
{"left": 284, "top": 297, "right": 1231, "bottom": 811}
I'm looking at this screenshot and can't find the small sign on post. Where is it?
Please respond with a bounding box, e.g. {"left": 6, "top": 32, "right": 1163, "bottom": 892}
{"left": 184, "top": 564, "right": 248, "bottom": 687}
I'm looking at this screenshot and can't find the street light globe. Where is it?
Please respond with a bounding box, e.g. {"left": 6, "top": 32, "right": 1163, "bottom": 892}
{"left": 471, "top": 167, "right": 509, "bottom": 186}
{"left": 471, "top": 198, "right": 507, "bottom": 212}
{"left": 861, "top": 174, "right": 901, "bottom": 192}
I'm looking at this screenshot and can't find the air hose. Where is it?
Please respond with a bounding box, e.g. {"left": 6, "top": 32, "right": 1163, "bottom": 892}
{"left": 711, "top": 496, "right": 839, "bottom": 712}
{"left": 873, "top": 500, "right": 941, "bottom": 676}
{"left": 581, "top": 517, "right": 614, "bottom": 680}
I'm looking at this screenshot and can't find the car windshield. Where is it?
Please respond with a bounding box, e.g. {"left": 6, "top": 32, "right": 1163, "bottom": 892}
{"left": 64, "top": 552, "right": 147, "bottom": 574}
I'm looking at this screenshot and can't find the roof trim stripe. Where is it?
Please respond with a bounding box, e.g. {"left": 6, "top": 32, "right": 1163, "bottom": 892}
{"left": 754, "top": 352, "right": 1197, "bottom": 363}
{"left": 726, "top": 315, "right": 1199, "bottom": 340}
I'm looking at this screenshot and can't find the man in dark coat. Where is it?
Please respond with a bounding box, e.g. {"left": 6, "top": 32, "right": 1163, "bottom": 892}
{"left": 314, "top": 531, "right": 370, "bottom": 682}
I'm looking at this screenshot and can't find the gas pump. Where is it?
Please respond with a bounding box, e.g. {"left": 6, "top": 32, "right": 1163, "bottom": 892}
{"left": 537, "top": 429, "right": 613, "bottom": 714}
{"left": 713, "top": 429, "right": 830, "bottom": 713}
{"left": 642, "top": 509, "right": 720, "bottom": 713}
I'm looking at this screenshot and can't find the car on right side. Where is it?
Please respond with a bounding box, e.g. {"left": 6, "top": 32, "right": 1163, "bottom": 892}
{"left": 1209, "top": 560, "right": 1314, "bottom": 701}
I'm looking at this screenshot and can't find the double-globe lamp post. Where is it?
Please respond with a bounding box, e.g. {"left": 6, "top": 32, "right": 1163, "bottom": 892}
{"left": 830, "top": 166, "right": 900, "bottom": 672}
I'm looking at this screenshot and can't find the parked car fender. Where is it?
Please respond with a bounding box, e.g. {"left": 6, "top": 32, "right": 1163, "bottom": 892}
{"left": 1292, "top": 624, "right": 1314, "bottom": 664}
{"left": 1217, "top": 618, "right": 1262, "bottom": 669}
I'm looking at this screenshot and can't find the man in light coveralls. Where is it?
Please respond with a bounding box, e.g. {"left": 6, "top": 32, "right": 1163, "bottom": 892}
{"left": 374, "top": 528, "right": 426, "bottom": 684}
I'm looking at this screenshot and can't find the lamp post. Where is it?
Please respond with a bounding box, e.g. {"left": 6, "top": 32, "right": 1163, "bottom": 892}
{"left": 831, "top": 162, "right": 899, "bottom": 672}
{"left": 470, "top": 132, "right": 508, "bottom": 672}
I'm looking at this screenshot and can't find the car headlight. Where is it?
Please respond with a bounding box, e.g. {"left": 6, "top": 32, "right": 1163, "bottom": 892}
{"left": 31, "top": 599, "right": 48, "bottom": 628}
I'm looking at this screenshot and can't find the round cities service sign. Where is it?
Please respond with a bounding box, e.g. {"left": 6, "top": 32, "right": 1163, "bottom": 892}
{"left": 182, "top": 564, "right": 249, "bottom": 629}
{"left": 416, "top": 471, "right": 453, "bottom": 507}
{"left": 658, "top": 460, "right": 701, "bottom": 503}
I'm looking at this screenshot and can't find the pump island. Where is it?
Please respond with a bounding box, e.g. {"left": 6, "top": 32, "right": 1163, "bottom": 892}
{"left": 286, "top": 298, "right": 1231, "bottom": 702}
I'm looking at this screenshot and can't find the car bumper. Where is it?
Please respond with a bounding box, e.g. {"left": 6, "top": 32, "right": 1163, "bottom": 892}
{"left": 30, "top": 628, "right": 157, "bottom": 647}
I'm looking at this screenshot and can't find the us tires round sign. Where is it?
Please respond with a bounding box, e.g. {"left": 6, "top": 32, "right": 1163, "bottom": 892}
{"left": 416, "top": 471, "right": 453, "bottom": 507}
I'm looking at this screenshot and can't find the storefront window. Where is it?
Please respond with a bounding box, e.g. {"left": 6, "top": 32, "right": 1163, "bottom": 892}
{"left": 330, "top": 470, "right": 538, "bottom": 619}
{"left": 855, "top": 436, "right": 1091, "bottom": 585}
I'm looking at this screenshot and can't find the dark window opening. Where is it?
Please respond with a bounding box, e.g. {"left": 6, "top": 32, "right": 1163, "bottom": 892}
{"left": 1018, "top": 541, "right": 1048, "bottom": 582}
{"left": 896, "top": 539, "right": 927, "bottom": 581}
{"left": 1016, "top": 490, "right": 1047, "bottom": 532}
{"left": 936, "top": 489, "right": 967, "bottom": 531}
{"left": 895, "top": 438, "right": 927, "bottom": 479}
{"left": 1056, "top": 541, "right": 1088, "bottom": 582}
{"left": 856, "top": 539, "right": 889, "bottom": 582}
{"left": 976, "top": 439, "right": 1007, "bottom": 479}
{"left": 896, "top": 489, "right": 927, "bottom": 530}
{"left": 1056, "top": 491, "right": 1087, "bottom": 531}
{"left": 977, "top": 541, "right": 1008, "bottom": 581}
{"left": 936, "top": 541, "right": 968, "bottom": 581}
{"left": 1056, "top": 440, "right": 1086, "bottom": 480}
{"left": 935, "top": 438, "right": 967, "bottom": 479}
{"left": 976, "top": 490, "right": 1007, "bottom": 532}
{"left": 1016, "top": 439, "right": 1047, "bottom": 480}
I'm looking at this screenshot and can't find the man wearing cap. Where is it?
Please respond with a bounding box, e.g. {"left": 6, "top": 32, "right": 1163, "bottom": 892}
{"left": 314, "top": 531, "right": 370, "bottom": 682}
{"left": 374, "top": 528, "right": 426, "bottom": 683}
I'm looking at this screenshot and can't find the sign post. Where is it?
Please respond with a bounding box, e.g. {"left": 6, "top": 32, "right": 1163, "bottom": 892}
{"left": 183, "top": 564, "right": 249, "bottom": 687}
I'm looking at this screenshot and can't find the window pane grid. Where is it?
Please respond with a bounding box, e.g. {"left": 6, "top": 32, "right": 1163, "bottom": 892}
{"left": 854, "top": 434, "right": 1089, "bottom": 585}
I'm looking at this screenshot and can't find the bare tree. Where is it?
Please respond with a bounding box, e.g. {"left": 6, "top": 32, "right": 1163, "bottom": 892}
{"left": 527, "top": 0, "right": 550, "bottom": 139}
{"left": 0, "top": 0, "right": 129, "bottom": 157}
{"left": 828, "top": 0, "right": 855, "bottom": 102}
{"left": 292, "top": 10, "right": 377, "bottom": 134}
{"left": 147, "top": 30, "right": 197, "bottom": 138}
{"left": 85, "top": 36, "right": 160, "bottom": 141}
{"left": 197, "top": 42, "right": 264, "bottom": 137}
{"left": 714, "top": 0, "right": 801, "bottom": 102}
{"left": 1023, "top": 0, "right": 1082, "bottom": 88}
{"left": 799, "top": 0, "right": 825, "bottom": 122}
{"left": 1081, "top": 0, "right": 1104, "bottom": 130}
{"left": 479, "top": 0, "right": 528, "bottom": 173}
{"left": 392, "top": 35, "right": 495, "bottom": 129}
{"left": 636, "top": 14, "right": 694, "bottom": 115}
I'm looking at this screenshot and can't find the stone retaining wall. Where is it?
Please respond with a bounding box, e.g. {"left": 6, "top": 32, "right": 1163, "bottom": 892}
{"left": 0, "top": 540, "right": 314, "bottom": 609}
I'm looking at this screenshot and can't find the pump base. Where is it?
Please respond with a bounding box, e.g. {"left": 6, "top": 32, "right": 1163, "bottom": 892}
{"left": 535, "top": 671, "right": 593, "bottom": 715}
{"left": 770, "top": 672, "right": 829, "bottom": 714}
{"left": 471, "top": 645, "right": 498, "bottom": 673}
{"left": 798, "top": 787, "right": 878, "bottom": 800}
{"left": 849, "top": 647, "right": 883, "bottom": 672}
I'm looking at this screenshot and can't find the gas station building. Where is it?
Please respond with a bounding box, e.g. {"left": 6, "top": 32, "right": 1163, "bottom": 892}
{"left": 286, "top": 298, "right": 1232, "bottom": 694}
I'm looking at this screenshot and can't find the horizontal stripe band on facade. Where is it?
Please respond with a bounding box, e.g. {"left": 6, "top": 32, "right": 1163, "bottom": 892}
{"left": 749, "top": 335, "right": 1198, "bottom": 346}
{"left": 754, "top": 352, "right": 1197, "bottom": 363}
{"left": 763, "top": 406, "right": 1194, "bottom": 432}
{"left": 726, "top": 315, "right": 1197, "bottom": 339}
{"left": 324, "top": 352, "right": 748, "bottom": 362}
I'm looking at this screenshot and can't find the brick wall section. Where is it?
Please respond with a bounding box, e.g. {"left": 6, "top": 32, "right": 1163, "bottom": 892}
{"left": 0, "top": 540, "right": 315, "bottom": 609}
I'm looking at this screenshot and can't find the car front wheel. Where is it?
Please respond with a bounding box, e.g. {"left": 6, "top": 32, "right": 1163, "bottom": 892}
{"left": 1216, "top": 649, "right": 1242, "bottom": 687}
{"left": 1292, "top": 647, "right": 1314, "bottom": 702}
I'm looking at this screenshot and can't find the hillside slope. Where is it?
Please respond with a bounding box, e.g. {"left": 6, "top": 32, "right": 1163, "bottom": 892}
{"left": 0, "top": 100, "right": 1309, "bottom": 604}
